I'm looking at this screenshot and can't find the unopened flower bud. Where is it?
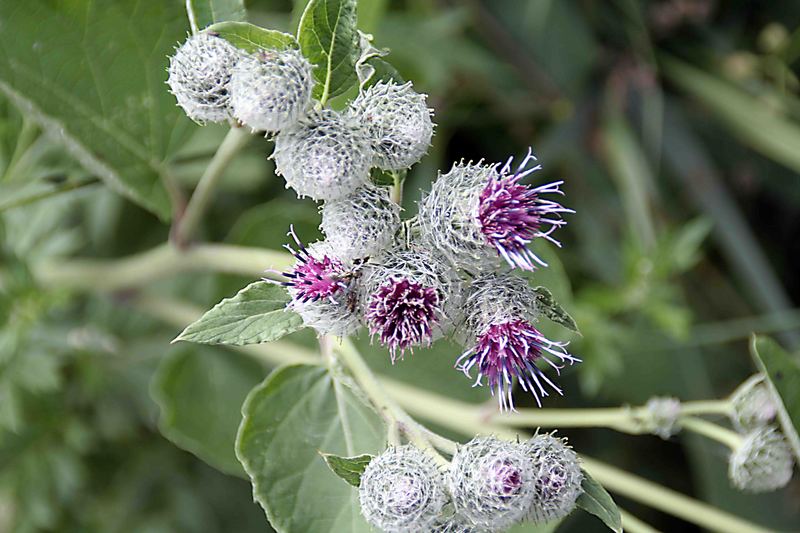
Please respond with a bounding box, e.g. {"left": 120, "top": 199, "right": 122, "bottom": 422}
{"left": 272, "top": 109, "right": 371, "bottom": 200}
{"left": 730, "top": 375, "right": 778, "bottom": 432}
{"left": 359, "top": 445, "right": 446, "bottom": 532}
{"left": 418, "top": 149, "right": 572, "bottom": 273}
{"left": 350, "top": 81, "right": 434, "bottom": 170}
{"left": 728, "top": 426, "right": 794, "bottom": 493}
{"left": 320, "top": 185, "right": 400, "bottom": 261}
{"left": 448, "top": 436, "right": 535, "bottom": 530}
{"left": 230, "top": 48, "right": 313, "bottom": 132}
{"left": 167, "top": 32, "right": 241, "bottom": 123}
{"left": 523, "top": 433, "right": 583, "bottom": 524}
{"left": 645, "top": 396, "right": 681, "bottom": 439}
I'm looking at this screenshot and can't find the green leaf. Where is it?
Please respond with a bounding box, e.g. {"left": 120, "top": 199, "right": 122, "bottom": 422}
{"left": 174, "top": 281, "right": 304, "bottom": 345}
{"left": 532, "top": 286, "right": 579, "bottom": 333}
{"left": 750, "top": 335, "right": 800, "bottom": 462}
{"left": 662, "top": 55, "right": 800, "bottom": 175}
{"left": 576, "top": 469, "right": 622, "bottom": 533}
{"left": 505, "top": 521, "right": 561, "bottom": 533}
{"left": 297, "top": 0, "right": 360, "bottom": 101}
{"left": 0, "top": 0, "right": 197, "bottom": 220}
{"left": 320, "top": 452, "right": 374, "bottom": 487}
{"left": 186, "top": 0, "right": 246, "bottom": 33}
{"left": 151, "top": 347, "right": 266, "bottom": 477}
{"left": 206, "top": 21, "right": 299, "bottom": 54}
{"left": 236, "top": 364, "right": 385, "bottom": 532}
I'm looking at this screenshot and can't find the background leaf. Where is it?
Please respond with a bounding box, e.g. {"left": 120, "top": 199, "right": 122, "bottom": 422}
{"left": 151, "top": 346, "right": 267, "bottom": 477}
{"left": 207, "top": 21, "right": 299, "bottom": 54}
{"left": 750, "top": 335, "right": 800, "bottom": 462}
{"left": 236, "top": 364, "right": 385, "bottom": 532}
{"left": 0, "top": 0, "right": 196, "bottom": 219}
{"left": 297, "top": 0, "right": 360, "bottom": 101}
{"left": 175, "top": 281, "right": 303, "bottom": 345}
{"left": 186, "top": 0, "right": 246, "bottom": 33}
{"left": 576, "top": 469, "right": 622, "bottom": 533}
{"left": 320, "top": 453, "right": 374, "bottom": 487}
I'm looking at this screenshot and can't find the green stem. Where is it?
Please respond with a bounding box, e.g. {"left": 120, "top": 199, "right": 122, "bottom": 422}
{"left": 619, "top": 508, "right": 660, "bottom": 533}
{"left": 390, "top": 170, "right": 406, "bottom": 205}
{"left": 334, "top": 339, "right": 448, "bottom": 465}
{"left": 33, "top": 243, "right": 292, "bottom": 291}
{"left": 173, "top": 126, "right": 252, "bottom": 247}
{"left": 680, "top": 416, "right": 742, "bottom": 450}
{"left": 0, "top": 177, "right": 99, "bottom": 212}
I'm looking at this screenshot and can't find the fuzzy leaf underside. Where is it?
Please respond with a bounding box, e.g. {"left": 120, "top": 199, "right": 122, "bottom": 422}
{"left": 576, "top": 469, "right": 622, "bottom": 533}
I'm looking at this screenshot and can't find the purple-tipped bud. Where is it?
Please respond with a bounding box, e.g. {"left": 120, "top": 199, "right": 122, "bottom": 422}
{"left": 366, "top": 278, "right": 440, "bottom": 360}
{"left": 523, "top": 433, "right": 583, "bottom": 523}
{"left": 458, "top": 274, "right": 579, "bottom": 411}
{"left": 361, "top": 248, "right": 462, "bottom": 361}
{"left": 418, "top": 149, "right": 572, "bottom": 273}
{"left": 273, "top": 228, "right": 360, "bottom": 337}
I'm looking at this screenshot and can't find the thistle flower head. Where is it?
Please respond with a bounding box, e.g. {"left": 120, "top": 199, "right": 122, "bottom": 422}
{"left": 523, "top": 433, "right": 583, "bottom": 523}
{"left": 448, "top": 436, "right": 536, "bottom": 530}
{"left": 430, "top": 514, "right": 488, "bottom": 533}
{"left": 230, "top": 48, "right": 313, "bottom": 132}
{"left": 457, "top": 274, "right": 579, "bottom": 411}
{"left": 167, "top": 32, "right": 241, "bottom": 123}
{"left": 272, "top": 109, "right": 371, "bottom": 201}
{"left": 359, "top": 445, "right": 446, "bottom": 533}
{"left": 320, "top": 185, "right": 401, "bottom": 261}
{"left": 361, "top": 248, "right": 462, "bottom": 361}
{"left": 645, "top": 396, "right": 682, "bottom": 439}
{"left": 418, "top": 149, "right": 572, "bottom": 273}
{"left": 275, "top": 228, "right": 360, "bottom": 337}
{"left": 350, "top": 81, "right": 434, "bottom": 170}
{"left": 728, "top": 426, "right": 794, "bottom": 493}
{"left": 731, "top": 374, "right": 778, "bottom": 432}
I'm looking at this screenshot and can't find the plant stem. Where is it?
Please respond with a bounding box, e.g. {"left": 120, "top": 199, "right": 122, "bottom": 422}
{"left": 33, "top": 243, "right": 292, "bottom": 291}
{"left": 173, "top": 126, "right": 252, "bottom": 247}
{"left": 0, "top": 177, "right": 99, "bottom": 212}
{"left": 619, "top": 508, "right": 660, "bottom": 533}
{"left": 390, "top": 170, "right": 405, "bottom": 205}
{"left": 680, "top": 416, "right": 742, "bottom": 450}
{"left": 334, "top": 338, "right": 448, "bottom": 465}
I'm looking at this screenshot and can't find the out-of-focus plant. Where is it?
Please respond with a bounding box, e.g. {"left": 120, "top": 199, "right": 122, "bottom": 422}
{"left": 0, "top": 0, "right": 798, "bottom": 531}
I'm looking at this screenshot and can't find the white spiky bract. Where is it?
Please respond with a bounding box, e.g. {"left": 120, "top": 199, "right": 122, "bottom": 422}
{"left": 417, "top": 161, "right": 502, "bottom": 273}
{"left": 167, "top": 32, "right": 241, "bottom": 123}
{"left": 730, "top": 374, "right": 778, "bottom": 432}
{"left": 230, "top": 48, "right": 313, "bottom": 132}
{"left": 728, "top": 426, "right": 795, "bottom": 493}
{"left": 523, "top": 433, "right": 583, "bottom": 523}
{"left": 448, "top": 436, "right": 536, "bottom": 530}
{"left": 320, "top": 185, "right": 401, "bottom": 261}
{"left": 460, "top": 273, "right": 539, "bottom": 338}
{"left": 645, "top": 396, "right": 682, "bottom": 439}
{"left": 272, "top": 109, "right": 372, "bottom": 200}
{"left": 285, "top": 241, "right": 361, "bottom": 337}
{"left": 430, "top": 512, "right": 489, "bottom": 533}
{"left": 350, "top": 81, "right": 434, "bottom": 170}
{"left": 359, "top": 446, "right": 446, "bottom": 532}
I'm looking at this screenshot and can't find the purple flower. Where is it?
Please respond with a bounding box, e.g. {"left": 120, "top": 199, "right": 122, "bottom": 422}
{"left": 366, "top": 278, "right": 440, "bottom": 362}
{"left": 456, "top": 319, "right": 579, "bottom": 411}
{"left": 279, "top": 226, "right": 348, "bottom": 302}
{"left": 477, "top": 149, "right": 573, "bottom": 270}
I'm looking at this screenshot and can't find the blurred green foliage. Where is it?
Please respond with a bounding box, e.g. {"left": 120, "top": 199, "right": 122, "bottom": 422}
{"left": 1, "top": 0, "right": 799, "bottom": 531}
